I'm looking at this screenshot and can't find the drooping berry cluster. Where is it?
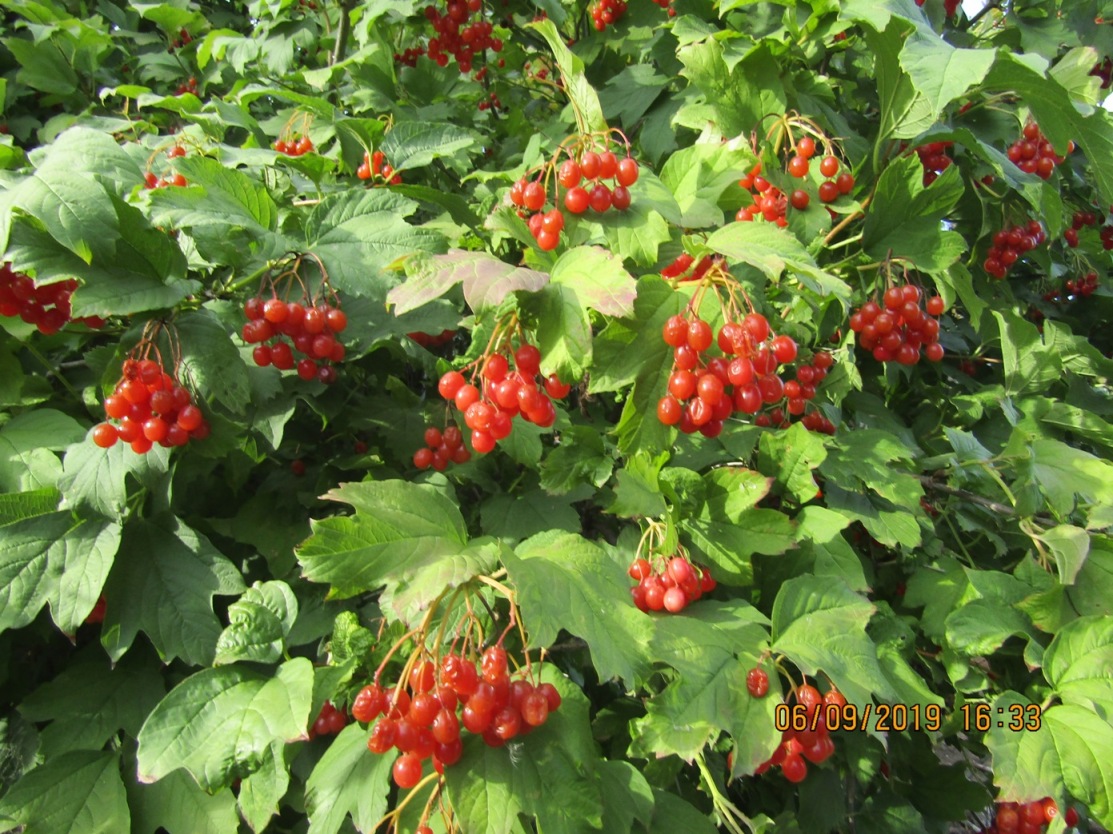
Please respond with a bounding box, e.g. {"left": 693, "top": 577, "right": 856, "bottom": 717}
{"left": 914, "top": 140, "right": 953, "bottom": 186}
{"left": 308, "top": 702, "right": 348, "bottom": 739}
{"left": 589, "top": 0, "right": 627, "bottom": 31}
{"left": 510, "top": 138, "right": 640, "bottom": 251}
{"left": 241, "top": 257, "right": 348, "bottom": 384}
{"left": 167, "top": 28, "right": 193, "bottom": 51}
{"left": 1063, "top": 209, "right": 1100, "bottom": 248}
{"left": 413, "top": 425, "right": 472, "bottom": 470}
{"left": 983, "top": 220, "right": 1047, "bottom": 279}
{"left": 660, "top": 253, "right": 710, "bottom": 281}
{"left": 979, "top": 798, "right": 1079, "bottom": 834}
{"left": 1006, "top": 122, "right": 1072, "bottom": 180}
{"left": 356, "top": 149, "right": 401, "bottom": 184}
{"left": 627, "top": 552, "right": 716, "bottom": 614}
{"left": 95, "top": 352, "right": 210, "bottom": 454}
{"left": 914, "top": 0, "right": 961, "bottom": 16}
{"left": 174, "top": 76, "right": 198, "bottom": 96}
{"left": 435, "top": 340, "right": 570, "bottom": 455}
{"left": 849, "top": 285, "right": 947, "bottom": 364}
{"left": 401, "top": 1, "right": 502, "bottom": 74}
{"left": 0, "top": 265, "right": 103, "bottom": 333}
{"left": 754, "top": 683, "right": 844, "bottom": 782}
{"left": 407, "top": 328, "right": 456, "bottom": 349}
{"left": 273, "top": 135, "right": 314, "bottom": 156}
{"left": 1064, "top": 271, "right": 1099, "bottom": 299}
{"left": 648, "top": 0, "right": 677, "bottom": 16}
{"left": 736, "top": 135, "right": 854, "bottom": 224}
{"left": 354, "top": 647, "right": 563, "bottom": 788}
{"left": 144, "top": 143, "right": 189, "bottom": 190}
{"left": 752, "top": 352, "right": 836, "bottom": 432}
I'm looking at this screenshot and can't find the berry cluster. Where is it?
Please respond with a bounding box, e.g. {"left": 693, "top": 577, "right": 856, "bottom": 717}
{"left": 589, "top": 0, "right": 627, "bottom": 31}
{"left": 435, "top": 341, "right": 569, "bottom": 454}
{"left": 914, "top": 140, "right": 953, "bottom": 186}
{"left": 356, "top": 149, "right": 401, "bottom": 184}
{"left": 627, "top": 553, "right": 716, "bottom": 614}
{"left": 168, "top": 28, "right": 192, "bottom": 51}
{"left": 660, "top": 253, "right": 711, "bottom": 281}
{"left": 407, "top": 328, "right": 456, "bottom": 349}
{"left": 273, "top": 135, "right": 314, "bottom": 156}
{"left": 413, "top": 425, "right": 472, "bottom": 470}
{"left": 1063, "top": 209, "right": 1100, "bottom": 247}
{"left": 409, "top": 1, "right": 502, "bottom": 74}
{"left": 648, "top": 0, "right": 677, "bottom": 17}
{"left": 144, "top": 143, "right": 189, "bottom": 190}
{"left": 751, "top": 352, "right": 836, "bottom": 429}
{"left": 353, "top": 648, "right": 563, "bottom": 788}
{"left": 477, "top": 90, "right": 501, "bottom": 112}
{"left": 754, "top": 683, "right": 844, "bottom": 782}
{"left": 95, "top": 356, "right": 210, "bottom": 453}
{"left": 174, "top": 76, "right": 198, "bottom": 96}
{"left": 735, "top": 137, "right": 854, "bottom": 224}
{"left": 242, "top": 295, "right": 347, "bottom": 384}
{"left": 980, "top": 798, "right": 1079, "bottom": 834}
{"left": 983, "top": 220, "right": 1047, "bottom": 279}
{"left": 510, "top": 146, "right": 639, "bottom": 251}
{"left": 656, "top": 310, "right": 827, "bottom": 436}
{"left": 1007, "top": 122, "right": 1072, "bottom": 180}
{"left": 0, "top": 265, "right": 103, "bottom": 334}
{"left": 308, "top": 702, "right": 348, "bottom": 739}
{"left": 849, "top": 285, "right": 947, "bottom": 364}
{"left": 1064, "top": 271, "right": 1099, "bottom": 299}
{"left": 914, "top": 0, "right": 961, "bottom": 16}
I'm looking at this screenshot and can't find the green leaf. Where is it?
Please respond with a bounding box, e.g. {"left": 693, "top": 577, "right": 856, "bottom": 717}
{"left": 539, "top": 426, "right": 613, "bottom": 494}
{"left": 899, "top": 32, "right": 995, "bottom": 117}
{"left": 1042, "top": 616, "right": 1113, "bottom": 719}
{"left": 137, "top": 658, "right": 314, "bottom": 792}
{"left": 1026, "top": 439, "right": 1113, "bottom": 516}
{"left": 0, "top": 488, "right": 60, "bottom": 524}
{"left": 659, "top": 143, "right": 754, "bottom": 228}
{"left": 855, "top": 15, "right": 936, "bottom": 140}
{"left": 0, "top": 750, "right": 129, "bottom": 834}
{"left": 444, "top": 670, "right": 603, "bottom": 834}
{"left": 758, "top": 422, "right": 828, "bottom": 503}
{"left": 295, "top": 480, "right": 467, "bottom": 598}
{"left": 994, "top": 310, "right": 1062, "bottom": 397}
{"left": 943, "top": 599, "right": 1034, "bottom": 656}
{"left": 676, "top": 39, "right": 786, "bottom": 138}
{"left": 701, "top": 467, "right": 773, "bottom": 520}
{"left": 3, "top": 36, "right": 79, "bottom": 96}
{"left": 101, "top": 516, "right": 245, "bottom": 666}
{"left": 0, "top": 409, "right": 83, "bottom": 492}
{"left": 58, "top": 436, "right": 170, "bottom": 518}
{"left": 528, "top": 20, "right": 608, "bottom": 134}
{"left": 686, "top": 511, "right": 797, "bottom": 585}
{"left": 598, "top": 761, "right": 654, "bottom": 833}
{"left": 0, "top": 511, "right": 121, "bottom": 636}
{"left": 305, "top": 723, "right": 392, "bottom": 834}
{"left": 520, "top": 283, "right": 592, "bottom": 382}
{"left": 771, "top": 576, "right": 894, "bottom": 708}
{"left": 610, "top": 452, "right": 668, "bottom": 518}
{"left": 1033, "top": 525, "right": 1090, "bottom": 586}
{"left": 481, "top": 489, "right": 581, "bottom": 541}
{"left": 706, "top": 222, "right": 851, "bottom": 302}
{"left": 304, "top": 190, "right": 445, "bottom": 301}
{"left": 9, "top": 169, "right": 120, "bottom": 263}
{"left": 379, "top": 120, "right": 476, "bottom": 172}
{"left": 214, "top": 580, "right": 299, "bottom": 665}
{"left": 987, "top": 694, "right": 1113, "bottom": 828}
{"left": 237, "top": 742, "right": 291, "bottom": 834}
{"left": 127, "top": 767, "right": 240, "bottom": 834}
{"left": 549, "top": 245, "right": 637, "bottom": 317}
{"left": 20, "top": 650, "right": 164, "bottom": 758}
{"left": 388, "top": 249, "right": 547, "bottom": 315}
{"left": 644, "top": 788, "right": 717, "bottom": 834}
{"left": 149, "top": 155, "right": 278, "bottom": 238}
{"left": 175, "top": 308, "right": 251, "bottom": 413}
{"left": 504, "top": 531, "right": 655, "bottom": 684}
{"left": 862, "top": 157, "right": 965, "bottom": 272}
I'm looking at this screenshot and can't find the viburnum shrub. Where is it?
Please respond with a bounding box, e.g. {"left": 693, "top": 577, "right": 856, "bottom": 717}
{"left": 1, "top": 2, "right": 1112, "bottom": 834}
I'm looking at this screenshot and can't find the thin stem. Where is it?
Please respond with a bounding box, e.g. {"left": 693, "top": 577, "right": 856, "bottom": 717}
{"left": 23, "top": 340, "right": 81, "bottom": 402}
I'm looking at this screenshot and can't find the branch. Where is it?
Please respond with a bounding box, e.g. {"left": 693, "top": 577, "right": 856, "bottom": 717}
{"left": 330, "top": 0, "right": 356, "bottom": 67}
{"left": 918, "top": 475, "right": 1016, "bottom": 516}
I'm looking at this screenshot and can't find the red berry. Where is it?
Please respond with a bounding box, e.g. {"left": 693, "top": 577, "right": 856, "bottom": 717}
{"left": 746, "top": 667, "right": 769, "bottom": 697}
{"left": 787, "top": 155, "right": 809, "bottom": 178}
{"left": 392, "top": 753, "right": 423, "bottom": 789}
{"left": 819, "top": 156, "right": 839, "bottom": 177}
{"left": 92, "top": 423, "right": 118, "bottom": 448}
{"left": 616, "top": 157, "right": 639, "bottom": 186}
{"left": 796, "top": 136, "right": 816, "bottom": 158}
{"left": 782, "top": 753, "right": 808, "bottom": 783}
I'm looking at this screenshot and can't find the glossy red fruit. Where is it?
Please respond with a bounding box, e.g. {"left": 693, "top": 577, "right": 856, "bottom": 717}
{"left": 782, "top": 753, "right": 808, "bottom": 783}
{"left": 746, "top": 667, "right": 769, "bottom": 697}
{"left": 92, "top": 423, "right": 118, "bottom": 448}
{"left": 616, "top": 157, "right": 639, "bottom": 186}
{"left": 392, "top": 753, "right": 423, "bottom": 788}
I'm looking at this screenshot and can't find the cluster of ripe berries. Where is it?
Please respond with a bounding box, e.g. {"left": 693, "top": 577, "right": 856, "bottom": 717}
{"left": 353, "top": 648, "right": 563, "bottom": 788}
{"left": 1064, "top": 271, "right": 1100, "bottom": 298}
{"left": 849, "top": 285, "right": 947, "bottom": 364}
{"left": 983, "top": 220, "right": 1047, "bottom": 279}
{"left": 1006, "top": 122, "right": 1071, "bottom": 180}
{"left": 174, "top": 76, "right": 198, "bottom": 96}
{"left": 510, "top": 150, "right": 640, "bottom": 251}
{"left": 167, "top": 28, "right": 193, "bottom": 51}
{"left": 913, "top": 140, "right": 954, "bottom": 186}
{"left": 413, "top": 425, "right": 472, "bottom": 470}
{"left": 411, "top": 1, "right": 503, "bottom": 74}
{"left": 0, "top": 265, "right": 104, "bottom": 334}
{"left": 308, "top": 702, "right": 347, "bottom": 739}
{"left": 273, "top": 135, "right": 314, "bottom": 156}
{"left": 914, "top": 0, "right": 961, "bottom": 16}
{"left": 648, "top": 0, "right": 677, "bottom": 17}
{"left": 143, "top": 143, "right": 188, "bottom": 189}
{"left": 660, "top": 253, "right": 711, "bottom": 281}
{"left": 356, "top": 149, "right": 401, "bottom": 184}
{"left": 589, "top": 0, "right": 626, "bottom": 31}
{"left": 755, "top": 353, "right": 836, "bottom": 426}
{"left": 736, "top": 138, "right": 854, "bottom": 224}
{"left": 435, "top": 344, "right": 570, "bottom": 455}
{"left": 754, "top": 682, "right": 844, "bottom": 783}
{"left": 242, "top": 296, "right": 348, "bottom": 384}
{"left": 1063, "top": 209, "right": 1101, "bottom": 248}
{"left": 407, "top": 328, "right": 456, "bottom": 349}
{"left": 94, "top": 359, "right": 210, "bottom": 453}
{"left": 656, "top": 310, "right": 828, "bottom": 436}
{"left": 979, "top": 798, "right": 1079, "bottom": 834}
{"left": 627, "top": 555, "right": 716, "bottom": 613}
